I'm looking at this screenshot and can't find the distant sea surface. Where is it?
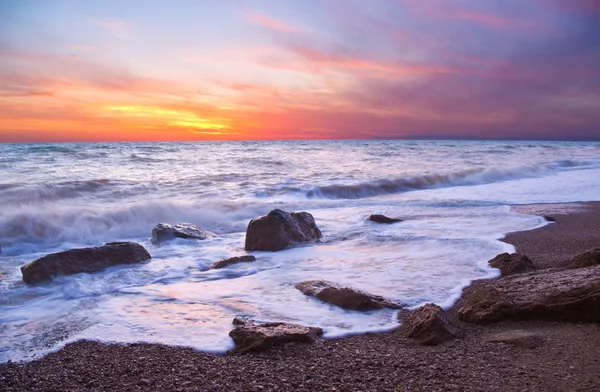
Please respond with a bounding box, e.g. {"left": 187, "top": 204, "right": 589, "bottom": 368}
{"left": 1, "top": 140, "right": 600, "bottom": 362}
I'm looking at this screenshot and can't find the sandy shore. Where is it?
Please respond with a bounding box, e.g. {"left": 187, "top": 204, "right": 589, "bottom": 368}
{"left": 2, "top": 202, "right": 600, "bottom": 391}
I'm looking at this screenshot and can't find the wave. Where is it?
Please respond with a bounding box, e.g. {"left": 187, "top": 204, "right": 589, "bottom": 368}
{"left": 0, "top": 179, "right": 114, "bottom": 205}
{"left": 306, "top": 160, "right": 585, "bottom": 199}
{"left": 26, "top": 145, "right": 78, "bottom": 154}
{"left": 0, "top": 198, "right": 270, "bottom": 256}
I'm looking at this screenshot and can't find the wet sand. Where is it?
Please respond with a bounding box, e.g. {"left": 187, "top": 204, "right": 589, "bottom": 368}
{"left": 1, "top": 202, "right": 599, "bottom": 392}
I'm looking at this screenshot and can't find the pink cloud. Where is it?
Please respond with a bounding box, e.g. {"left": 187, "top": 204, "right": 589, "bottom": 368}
{"left": 246, "top": 10, "right": 302, "bottom": 33}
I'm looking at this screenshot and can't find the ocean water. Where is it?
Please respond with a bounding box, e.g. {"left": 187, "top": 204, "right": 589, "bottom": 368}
{"left": 1, "top": 140, "right": 600, "bottom": 362}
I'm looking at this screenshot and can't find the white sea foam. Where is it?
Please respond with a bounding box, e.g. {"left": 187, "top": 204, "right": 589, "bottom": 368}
{"left": 1, "top": 140, "right": 599, "bottom": 362}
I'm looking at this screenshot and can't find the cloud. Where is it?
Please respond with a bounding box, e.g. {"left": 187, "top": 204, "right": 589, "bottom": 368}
{"left": 246, "top": 10, "right": 302, "bottom": 33}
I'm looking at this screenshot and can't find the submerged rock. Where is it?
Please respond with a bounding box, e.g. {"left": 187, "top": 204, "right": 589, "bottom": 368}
{"left": 210, "top": 255, "right": 256, "bottom": 269}
{"left": 488, "top": 253, "right": 535, "bottom": 276}
{"left": 151, "top": 223, "right": 216, "bottom": 244}
{"left": 568, "top": 248, "right": 600, "bottom": 269}
{"left": 229, "top": 320, "right": 323, "bottom": 353}
{"left": 457, "top": 265, "right": 600, "bottom": 324}
{"left": 295, "top": 280, "right": 404, "bottom": 311}
{"left": 367, "top": 214, "right": 402, "bottom": 224}
{"left": 21, "top": 242, "right": 151, "bottom": 284}
{"left": 543, "top": 215, "right": 556, "bottom": 222}
{"left": 400, "top": 303, "right": 461, "bottom": 346}
{"left": 244, "top": 209, "right": 322, "bottom": 251}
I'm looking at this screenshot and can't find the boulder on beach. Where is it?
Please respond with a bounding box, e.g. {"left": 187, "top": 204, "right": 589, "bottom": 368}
{"left": 488, "top": 253, "right": 535, "bottom": 276}
{"left": 400, "top": 303, "right": 461, "bottom": 346}
{"left": 20, "top": 242, "right": 151, "bottom": 284}
{"left": 295, "top": 280, "right": 404, "bottom": 311}
{"left": 210, "top": 255, "right": 256, "bottom": 269}
{"left": 457, "top": 265, "right": 600, "bottom": 324}
{"left": 367, "top": 214, "right": 402, "bottom": 224}
{"left": 229, "top": 320, "right": 323, "bottom": 353}
{"left": 244, "top": 209, "right": 322, "bottom": 251}
{"left": 151, "top": 223, "right": 216, "bottom": 244}
{"left": 568, "top": 248, "right": 600, "bottom": 269}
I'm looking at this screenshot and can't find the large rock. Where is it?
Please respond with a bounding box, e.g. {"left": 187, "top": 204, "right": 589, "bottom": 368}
{"left": 244, "top": 209, "right": 322, "bottom": 251}
{"left": 21, "top": 242, "right": 151, "bottom": 284}
{"left": 229, "top": 320, "right": 323, "bottom": 353}
{"left": 488, "top": 253, "right": 535, "bottom": 276}
{"left": 210, "top": 255, "right": 256, "bottom": 269}
{"left": 151, "top": 223, "right": 215, "bottom": 244}
{"left": 295, "top": 280, "right": 404, "bottom": 310}
{"left": 457, "top": 265, "right": 600, "bottom": 324}
{"left": 401, "top": 303, "right": 461, "bottom": 346}
{"left": 568, "top": 248, "right": 600, "bottom": 269}
{"left": 367, "top": 214, "right": 402, "bottom": 224}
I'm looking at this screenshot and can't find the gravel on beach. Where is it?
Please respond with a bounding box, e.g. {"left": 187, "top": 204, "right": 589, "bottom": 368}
{"left": 2, "top": 202, "right": 599, "bottom": 392}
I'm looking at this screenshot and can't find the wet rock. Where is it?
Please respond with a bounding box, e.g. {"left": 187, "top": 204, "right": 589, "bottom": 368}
{"left": 151, "top": 223, "right": 216, "bottom": 244}
{"left": 484, "top": 330, "right": 544, "bottom": 349}
{"left": 20, "top": 242, "right": 151, "bottom": 284}
{"left": 229, "top": 321, "right": 323, "bottom": 353}
{"left": 367, "top": 214, "right": 402, "bottom": 224}
{"left": 400, "top": 303, "right": 461, "bottom": 346}
{"left": 457, "top": 265, "right": 600, "bottom": 324}
{"left": 568, "top": 248, "right": 600, "bottom": 269}
{"left": 244, "top": 209, "right": 321, "bottom": 251}
{"left": 488, "top": 253, "right": 535, "bottom": 276}
{"left": 295, "top": 280, "right": 404, "bottom": 310}
{"left": 543, "top": 215, "right": 556, "bottom": 222}
{"left": 210, "top": 255, "right": 256, "bottom": 269}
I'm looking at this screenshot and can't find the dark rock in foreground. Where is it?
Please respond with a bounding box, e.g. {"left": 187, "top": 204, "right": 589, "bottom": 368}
{"left": 244, "top": 209, "right": 322, "bottom": 251}
{"left": 488, "top": 253, "right": 535, "bottom": 276}
{"left": 543, "top": 215, "right": 556, "bottom": 222}
{"left": 368, "top": 214, "right": 402, "bottom": 224}
{"left": 484, "top": 330, "right": 544, "bottom": 349}
{"left": 210, "top": 255, "right": 256, "bottom": 269}
{"left": 457, "top": 265, "right": 600, "bottom": 324}
{"left": 295, "top": 280, "right": 404, "bottom": 311}
{"left": 151, "top": 223, "right": 216, "bottom": 244}
{"left": 400, "top": 303, "right": 461, "bottom": 346}
{"left": 568, "top": 248, "right": 600, "bottom": 269}
{"left": 229, "top": 320, "right": 323, "bottom": 353}
{"left": 21, "top": 242, "right": 151, "bottom": 284}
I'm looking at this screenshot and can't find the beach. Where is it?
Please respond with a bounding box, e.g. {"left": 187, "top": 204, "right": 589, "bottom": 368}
{"left": 2, "top": 201, "right": 599, "bottom": 392}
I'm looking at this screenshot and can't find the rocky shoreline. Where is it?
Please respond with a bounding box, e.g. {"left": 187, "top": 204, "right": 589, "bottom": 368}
{"left": 2, "top": 202, "right": 600, "bottom": 391}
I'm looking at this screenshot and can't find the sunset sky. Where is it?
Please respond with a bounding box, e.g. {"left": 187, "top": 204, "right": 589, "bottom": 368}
{"left": 1, "top": 0, "right": 599, "bottom": 142}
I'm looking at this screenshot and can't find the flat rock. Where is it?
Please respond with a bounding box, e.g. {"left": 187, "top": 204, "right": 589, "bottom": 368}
{"left": 484, "top": 330, "right": 544, "bottom": 349}
{"left": 401, "top": 303, "right": 461, "bottom": 346}
{"left": 488, "top": 253, "right": 535, "bottom": 276}
{"left": 229, "top": 321, "right": 323, "bottom": 353}
{"left": 244, "top": 209, "right": 322, "bottom": 251}
{"left": 151, "top": 223, "right": 216, "bottom": 244}
{"left": 210, "top": 255, "right": 256, "bottom": 269}
{"left": 457, "top": 265, "right": 600, "bottom": 324}
{"left": 21, "top": 242, "right": 151, "bottom": 284}
{"left": 295, "top": 280, "right": 404, "bottom": 310}
{"left": 568, "top": 248, "right": 600, "bottom": 269}
{"left": 368, "top": 214, "right": 402, "bottom": 224}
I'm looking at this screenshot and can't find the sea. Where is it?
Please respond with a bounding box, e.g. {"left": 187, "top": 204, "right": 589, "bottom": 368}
{"left": 1, "top": 140, "right": 600, "bottom": 362}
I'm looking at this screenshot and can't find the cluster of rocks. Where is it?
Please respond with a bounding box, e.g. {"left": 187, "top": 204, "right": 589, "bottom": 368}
{"left": 17, "top": 205, "right": 597, "bottom": 355}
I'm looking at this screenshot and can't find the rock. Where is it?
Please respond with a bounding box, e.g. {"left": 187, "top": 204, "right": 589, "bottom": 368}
{"left": 457, "top": 265, "right": 600, "bottom": 324}
{"left": 229, "top": 321, "right": 323, "bottom": 353}
{"left": 0, "top": 273, "right": 3, "bottom": 281}
{"left": 367, "top": 214, "right": 402, "bottom": 224}
{"left": 400, "top": 303, "right": 461, "bottom": 346}
{"left": 151, "top": 223, "right": 215, "bottom": 244}
{"left": 484, "top": 330, "right": 544, "bottom": 349}
{"left": 210, "top": 255, "right": 256, "bottom": 269}
{"left": 244, "top": 209, "right": 322, "bottom": 251}
{"left": 488, "top": 253, "right": 535, "bottom": 276}
{"left": 543, "top": 215, "right": 556, "bottom": 222}
{"left": 568, "top": 248, "right": 600, "bottom": 269}
{"left": 295, "top": 280, "right": 404, "bottom": 310}
{"left": 20, "top": 242, "right": 151, "bottom": 284}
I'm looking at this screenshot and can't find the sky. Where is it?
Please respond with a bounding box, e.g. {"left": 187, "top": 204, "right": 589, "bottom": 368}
{"left": 1, "top": 0, "right": 599, "bottom": 142}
